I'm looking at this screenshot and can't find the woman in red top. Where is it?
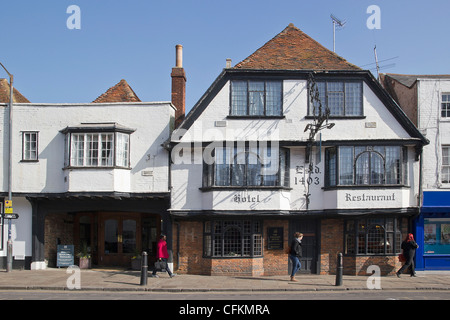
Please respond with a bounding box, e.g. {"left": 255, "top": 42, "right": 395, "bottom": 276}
{"left": 151, "top": 234, "right": 176, "bottom": 278}
{"left": 397, "top": 233, "right": 419, "bottom": 277}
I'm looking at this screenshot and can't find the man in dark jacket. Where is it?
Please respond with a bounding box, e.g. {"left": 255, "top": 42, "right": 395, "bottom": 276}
{"left": 397, "top": 233, "right": 419, "bottom": 277}
{"left": 289, "top": 232, "right": 303, "bottom": 282}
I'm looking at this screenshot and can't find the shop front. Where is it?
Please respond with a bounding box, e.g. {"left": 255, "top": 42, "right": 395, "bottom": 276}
{"left": 74, "top": 212, "right": 161, "bottom": 267}
{"left": 415, "top": 191, "right": 450, "bottom": 270}
{"left": 29, "top": 193, "right": 170, "bottom": 269}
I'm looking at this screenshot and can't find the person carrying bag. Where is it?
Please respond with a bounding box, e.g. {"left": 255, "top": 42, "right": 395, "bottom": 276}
{"left": 396, "top": 233, "right": 419, "bottom": 278}
{"left": 151, "top": 234, "right": 176, "bottom": 278}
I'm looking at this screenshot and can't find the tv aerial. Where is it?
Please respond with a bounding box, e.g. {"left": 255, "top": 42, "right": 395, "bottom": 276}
{"left": 331, "top": 14, "right": 346, "bottom": 52}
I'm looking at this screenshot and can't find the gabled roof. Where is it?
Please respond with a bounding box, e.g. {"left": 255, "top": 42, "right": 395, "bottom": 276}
{"left": 234, "top": 23, "right": 361, "bottom": 71}
{"left": 92, "top": 79, "right": 141, "bottom": 103}
{"left": 173, "top": 25, "right": 428, "bottom": 147}
{"left": 0, "top": 78, "right": 30, "bottom": 103}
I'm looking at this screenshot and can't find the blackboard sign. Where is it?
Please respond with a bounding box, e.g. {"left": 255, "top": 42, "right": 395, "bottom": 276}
{"left": 57, "top": 245, "right": 74, "bottom": 267}
{"left": 267, "top": 227, "right": 284, "bottom": 250}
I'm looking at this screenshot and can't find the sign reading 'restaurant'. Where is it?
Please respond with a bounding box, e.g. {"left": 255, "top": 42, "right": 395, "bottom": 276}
{"left": 344, "top": 192, "right": 396, "bottom": 202}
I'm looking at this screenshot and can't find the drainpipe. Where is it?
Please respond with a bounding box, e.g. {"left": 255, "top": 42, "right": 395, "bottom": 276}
{"left": 412, "top": 145, "right": 424, "bottom": 232}
{"left": 175, "top": 221, "right": 180, "bottom": 269}
{"left": 0, "top": 62, "right": 14, "bottom": 272}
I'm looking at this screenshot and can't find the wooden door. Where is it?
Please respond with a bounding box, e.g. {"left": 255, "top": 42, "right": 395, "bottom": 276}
{"left": 289, "top": 219, "right": 318, "bottom": 274}
{"left": 98, "top": 212, "right": 141, "bottom": 266}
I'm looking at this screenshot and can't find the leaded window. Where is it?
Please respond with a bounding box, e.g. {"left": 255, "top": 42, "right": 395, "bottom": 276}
{"left": 325, "top": 146, "right": 407, "bottom": 187}
{"left": 309, "top": 81, "right": 363, "bottom": 117}
{"left": 230, "top": 80, "right": 282, "bottom": 116}
{"left": 344, "top": 218, "right": 402, "bottom": 255}
{"left": 204, "top": 144, "right": 289, "bottom": 188}
{"left": 204, "top": 220, "right": 262, "bottom": 257}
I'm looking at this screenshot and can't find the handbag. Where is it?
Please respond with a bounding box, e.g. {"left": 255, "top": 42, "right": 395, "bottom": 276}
{"left": 154, "top": 260, "right": 167, "bottom": 271}
{"left": 398, "top": 253, "right": 406, "bottom": 263}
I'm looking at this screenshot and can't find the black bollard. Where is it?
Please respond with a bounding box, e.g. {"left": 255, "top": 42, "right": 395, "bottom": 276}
{"left": 140, "top": 251, "right": 148, "bottom": 286}
{"left": 335, "top": 252, "right": 343, "bottom": 286}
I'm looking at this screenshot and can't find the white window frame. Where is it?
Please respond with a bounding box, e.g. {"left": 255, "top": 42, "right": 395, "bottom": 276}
{"left": 22, "top": 131, "right": 39, "bottom": 161}
{"left": 441, "top": 93, "right": 450, "bottom": 118}
{"left": 442, "top": 146, "right": 450, "bottom": 184}
{"left": 69, "top": 132, "right": 130, "bottom": 168}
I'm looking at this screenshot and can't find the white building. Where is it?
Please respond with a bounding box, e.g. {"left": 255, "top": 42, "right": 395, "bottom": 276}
{"left": 169, "top": 24, "right": 428, "bottom": 276}
{"left": 381, "top": 74, "right": 450, "bottom": 270}
{"left": 0, "top": 79, "right": 174, "bottom": 269}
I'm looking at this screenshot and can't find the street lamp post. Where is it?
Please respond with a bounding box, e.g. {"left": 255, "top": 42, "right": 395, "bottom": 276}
{"left": 0, "top": 61, "right": 14, "bottom": 272}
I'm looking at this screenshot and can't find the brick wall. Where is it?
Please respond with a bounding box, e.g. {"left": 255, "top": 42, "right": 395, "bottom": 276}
{"left": 174, "top": 217, "right": 409, "bottom": 276}
{"left": 173, "top": 219, "right": 289, "bottom": 276}
{"left": 263, "top": 220, "right": 289, "bottom": 276}
{"left": 320, "top": 218, "right": 343, "bottom": 275}
{"left": 320, "top": 217, "right": 408, "bottom": 276}
{"left": 44, "top": 213, "right": 74, "bottom": 267}
{"left": 172, "top": 221, "right": 209, "bottom": 274}
{"left": 171, "top": 67, "right": 186, "bottom": 128}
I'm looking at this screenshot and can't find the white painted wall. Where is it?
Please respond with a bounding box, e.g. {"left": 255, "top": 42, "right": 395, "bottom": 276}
{"left": 171, "top": 78, "right": 421, "bottom": 212}
{"left": 0, "top": 101, "right": 174, "bottom": 260}
{"left": 3, "top": 102, "right": 174, "bottom": 193}
{"left": 417, "top": 79, "right": 450, "bottom": 191}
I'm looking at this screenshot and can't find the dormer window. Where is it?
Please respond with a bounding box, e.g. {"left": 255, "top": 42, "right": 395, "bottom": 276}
{"left": 230, "top": 80, "right": 283, "bottom": 117}
{"left": 61, "top": 123, "right": 134, "bottom": 168}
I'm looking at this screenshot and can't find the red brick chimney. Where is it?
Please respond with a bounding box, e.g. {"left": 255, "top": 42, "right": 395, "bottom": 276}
{"left": 171, "top": 44, "right": 186, "bottom": 128}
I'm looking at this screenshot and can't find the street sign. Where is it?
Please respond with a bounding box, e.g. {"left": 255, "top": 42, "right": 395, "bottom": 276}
{"left": 4, "top": 200, "right": 13, "bottom": 214}
{"left": 1, "top": 213, "right": 19, "bottom": 219}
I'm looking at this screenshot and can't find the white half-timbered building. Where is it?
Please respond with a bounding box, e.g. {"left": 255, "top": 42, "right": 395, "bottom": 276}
{"left": 169, "top": 24, "right": 428, "bottom": 276}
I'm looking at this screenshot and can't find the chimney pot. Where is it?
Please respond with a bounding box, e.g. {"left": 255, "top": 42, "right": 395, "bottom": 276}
{"left": 176, "top": 44, "right": 183, "bottom": 68}
{"left": 226, "top": 58, "right": 232, "bottom": 68}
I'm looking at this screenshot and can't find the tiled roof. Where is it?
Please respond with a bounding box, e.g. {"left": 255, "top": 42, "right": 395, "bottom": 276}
{"left": 0, "top": 78, "right": 30, "bottom": 103}
{"left": 234, "top": 23, "right": 361, "bottom": 71}
{"left": 92, "top": 79, "right": 141, "bottom": 103}
{"left": 382, "top": 73, "right": 450, "bottom": 88}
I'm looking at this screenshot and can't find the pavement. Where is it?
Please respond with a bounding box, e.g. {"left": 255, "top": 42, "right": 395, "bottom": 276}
{"left": 1, "top": 268, "right": 450, "bottom": 293}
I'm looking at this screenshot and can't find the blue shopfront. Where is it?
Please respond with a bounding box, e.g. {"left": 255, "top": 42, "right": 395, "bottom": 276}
{"left": 414, "top": 191, "right": 450, "bottom": 270}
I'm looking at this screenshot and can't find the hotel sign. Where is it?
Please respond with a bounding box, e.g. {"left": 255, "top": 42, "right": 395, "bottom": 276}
{"left": 233, "top": 193, "right": 261, "bottom": 203}
{"left": 267, "top": 227, "right": 284, "bottom": 250}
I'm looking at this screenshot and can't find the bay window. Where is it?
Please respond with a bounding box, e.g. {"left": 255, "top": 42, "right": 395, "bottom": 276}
{"left": 62, "top": 123, "right": 133, "bottom": 168}
{"left": 344, "top": 218, "right": 402, "bottom": 255}
{"left": 204, "top": 220, "right": 263, "bottom": 257}
{"left": 204, "top": 143, "right": 289, "bottom": 188}
{"left": 325, "top": 145, "right": 407, "bottom": 187}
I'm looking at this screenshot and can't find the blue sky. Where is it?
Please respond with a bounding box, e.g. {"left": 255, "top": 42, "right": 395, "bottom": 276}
{"left": 0, "top": 0, "right": 449, "bottom": 111}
